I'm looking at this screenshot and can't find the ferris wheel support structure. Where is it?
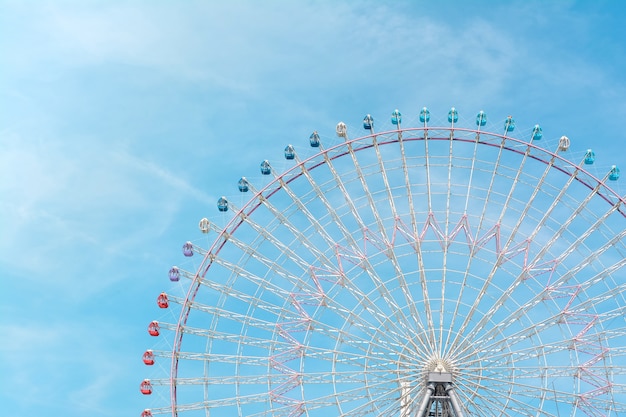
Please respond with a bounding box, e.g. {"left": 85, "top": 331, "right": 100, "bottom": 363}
{"left": 141, "top": 108, "right": 626, "bottom": 417}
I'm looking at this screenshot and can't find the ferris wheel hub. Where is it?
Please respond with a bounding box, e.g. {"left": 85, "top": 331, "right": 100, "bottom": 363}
{"left": 423, "top": 356, "right": 458, "bottom": 384}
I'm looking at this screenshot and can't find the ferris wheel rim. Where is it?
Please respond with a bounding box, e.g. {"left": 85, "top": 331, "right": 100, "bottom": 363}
{"left": 147, "top": 121, "right": 626, "bottom": 417}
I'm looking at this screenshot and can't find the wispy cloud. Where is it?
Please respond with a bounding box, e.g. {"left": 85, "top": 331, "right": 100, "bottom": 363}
{"left": 0, "top": 129, "right": 209, "bottom": 298}
{"left": 1, "top": 1, "right": 625, "bottom": 416}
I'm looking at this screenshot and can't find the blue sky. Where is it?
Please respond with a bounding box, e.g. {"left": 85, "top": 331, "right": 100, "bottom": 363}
{"left": 1, "top": 1, "right": 625, "bottom": 416}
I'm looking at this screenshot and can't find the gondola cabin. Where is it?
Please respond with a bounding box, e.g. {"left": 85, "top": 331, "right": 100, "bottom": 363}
{"left": 157, "top": 292, "right": 169, "bottom": 308}
{"left": 140, "top": 379, "right": 152, "bottom": 395}
{"left": 169, "top": 266, "right": 180, "bottom": 282}
{"left": 309, "top": 131, "right": 320, "bottom": 147}
{"left": 284, "top": 145, "right": 295, "bottom": 160}
{"left": 419, "top": 107, "right": 430, "bottom": 123}
{"left": 476, "top": 111, "right": 487, "bottom": 126}
{"left": 198, "top": 217, "right": 210, "bottom": 233}
{"left": 148, "top": 321, "right": 160, "bottom": 337}
{"left": 238, "top": 177, "right": 249, "bottom": 192}
{"left": 260, "top": 160, "right": 271, "bottom": 175}
{"left": 391, "top": 109, "right": 402, "bottom": 125}
{"left": 504, "top": 116, "right": 515, "bottom": 133}
{"left": 363, "top": 114, "right": 374, "bottom": 130}
{"left": 217, "top": 196, "right": 229, "bottom": 212}
{"left": 448, "top": 107, "right": 458, "bottom": 123}
{"left": 609, "top": 166, "right": 620, "bottom": 181}
{"left": 336, "top": 122, "right": 347, "bottom": 138}
{"left": 532, "top": 125, "right": 543, "bottom": 141}
{"left": 142, "top": 350, "right": 155, "bottom": 365}
{"left": 182, "top": 241, "right": 193, "bottom": 256}
{"left": 584, "top": 149, "right": 595, "bottom": 165}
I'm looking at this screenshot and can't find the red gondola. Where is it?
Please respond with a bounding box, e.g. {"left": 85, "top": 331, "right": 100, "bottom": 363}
{"left": 139, "top": 379, "right": 152, "bottom": 395}
{"left": 142, "top": 350, "right": 154, "bottom": 365}
{"left": 157, "top": 292, "right": 169, "bottom": 308}
{"left": 148, "top": 321, "right": 159, "bottom": 336}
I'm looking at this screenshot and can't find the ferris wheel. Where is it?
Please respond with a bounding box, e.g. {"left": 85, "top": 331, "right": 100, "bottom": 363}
{"left": 140, "top": 107, "right": 626, "bottom": 417}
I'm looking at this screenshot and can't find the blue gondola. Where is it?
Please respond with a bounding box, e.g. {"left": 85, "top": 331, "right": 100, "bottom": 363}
{"left": 531, "top": 125, "right": 543, "bottom": 141}
{"left": 419, "top": 107, "right": 430, "bottom": 123}
{"left": 309, "top": 131, "right": 320, "bottom": 147}
{"left": 391, "top": 109, "right": 402, "bottom": 125}
{"left": 609, "top": 166, "right": 620, "bottom": 181}
{"left": 583, "top": 149, "right": 595, "bottom": 165}
{"left": 238, "top": 177, "right": 249, "bottom": 192}
{"left": 476, "top": 111, "right": 487, "bottom": 127}
{"left": 363, "top": 114, "right": 374, "bottom": 130}
{"left": 504, "top": 116, "right": 515, "bottom": 133}
{"left": 448, "top": 107, "right": 458, "bottom": 123}
{"left": 284, "top": 144, "right": 295, "bottom": 160}
{"left": 260, "top": 160, "right": 271, "bottom": 175}
{"left": 217, "top": 196, "right": 229, "bottom": 212}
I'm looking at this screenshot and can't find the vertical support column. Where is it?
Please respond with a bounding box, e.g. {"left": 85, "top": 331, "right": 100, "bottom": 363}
{"left": 415, "top": 383, "right": 435, "bottom": 417}
{"left": 400, "top": 380, "right": 413, "bottom": 417}
{"left": 446, "top": 383, "right": 465, "bottom": 417}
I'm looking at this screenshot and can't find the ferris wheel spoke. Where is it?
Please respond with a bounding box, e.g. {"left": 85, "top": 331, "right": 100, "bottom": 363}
{"left": 320, "top": 302, "right": 408, "bottom": 352}
{"left": 396, "top": 133, "right": 437, "bottom": 356}
{"left": 281, "top": 161, "right": 420, "bottom": 339}
{"left": 290, "top": 149, "right": 419, "bottom": 340}
{"left": 174, "top": 265, "right": 310, "bottom": 324}
{"left": 436, "top": 133, "right": 459, "bottom": 356}
{"left": 240, "top": 178, "right": 348, "bottom": 279}
{"left": 445, "top": 134, "right": 482, "bottom": 354}
{"left": 166, "top": 293, "right": 295, "bottom": 330}
{"left": 316, "top": 308, "right": 407, "bottom": 352}
{"left": 278, "top": 151, "right": 432, "bottom": 345}
{"left": 201, "top": 259, "right": 406, "bottom": 352}
{"left": 346, "top": 138, "right": 433, "bottom": 350}
{"left": 464, "top": 383, "right": 557, "bottom": 417}
{"left": 474, "top": 135, "right": 508, "bottom": 237}
{"left": 298, "top": 368, "right": 397, "bottom": 385}
{"left": 494, "top": 141, "right": 533, "bottom": 235}
{"left": 458, "top": 372, "right": 554, "bottom": 411}
{"left": 232, "top": 212, "right": 319, "bottom": 277}
{"left": 206, "top": 233, "right": 318, "bottom": 297}
{"left": 419, "top": 126, "right": 441, "bottom": 351}
{"left": 246, "top": 403, "right": 307, "bottom": 417}
{"left": 305, "top": 374, "right": 401, "bottom": 416}
{"left": 526, "top": 173, "right": 616, "bottom": 268}
{"left": 542, "top": 200, "right": 623, "bottom": 269}
{"left": 446, "top": 135, "right": 510, "bottom": 351}
{"left": 448, "top": 211, "right": 626, "bottom": 354}
{"left": 452, "top": 299, "right": 593, "bottom": 362}
{"left": 318, "top": 149, "right": 431, "bottom": 348}
{"left": 455, "top": 242, "right": 626, "bottom": 355}
{"left": 372, "top": 136, "right": 429, "bottom": 334}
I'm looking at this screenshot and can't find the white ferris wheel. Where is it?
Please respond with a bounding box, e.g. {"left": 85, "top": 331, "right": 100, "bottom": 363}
{"left": 140, "top": 107, "right": 626, "bottom": 417}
